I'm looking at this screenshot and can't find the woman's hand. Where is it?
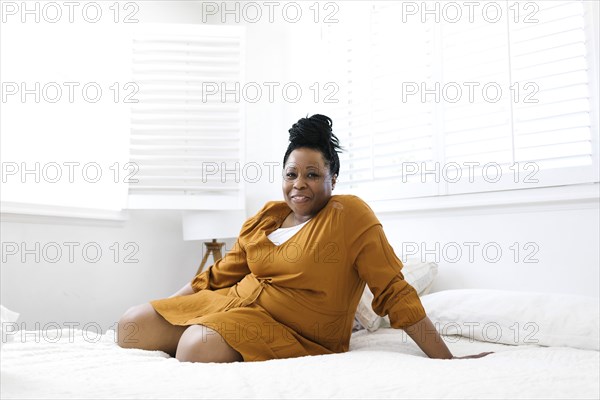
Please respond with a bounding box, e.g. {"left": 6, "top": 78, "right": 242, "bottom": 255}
{"left": 452, "top": 351, "right": 494, "bottom": 359}
{"left": 403, "top": 316, "right": 454, "bottom": 359}
{"left": 403, "top": 317, "right": 495, "bottom": 360}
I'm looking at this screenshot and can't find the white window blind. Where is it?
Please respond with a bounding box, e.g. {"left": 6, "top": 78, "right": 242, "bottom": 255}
{"left": 128, "top": 24, "right": 246, "bottom": 210}
{"left": 509, "top": 1, "right": 597, "bottom": 186}
{"left": 323, "top": 4, "right": 439, "bottom": 198}
{"left": 325, "top": 0, "right": 599, "bottom": 200}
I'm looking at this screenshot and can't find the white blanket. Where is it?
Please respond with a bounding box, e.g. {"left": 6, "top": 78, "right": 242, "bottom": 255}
{"left": 1, "top": 328, "right": 598, "bottom": 399}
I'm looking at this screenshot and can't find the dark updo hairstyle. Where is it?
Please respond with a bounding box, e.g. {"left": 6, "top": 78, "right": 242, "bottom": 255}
{"left": 283, "top": 114, "right": 342, "bottom": 177}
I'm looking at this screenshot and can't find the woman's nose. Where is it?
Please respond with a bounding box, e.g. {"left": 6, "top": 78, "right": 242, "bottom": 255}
{"left": 293, "top": 176, "right": 307, "bottom": 189}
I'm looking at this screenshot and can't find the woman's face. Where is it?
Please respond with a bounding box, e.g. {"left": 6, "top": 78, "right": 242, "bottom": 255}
{"left": 282, "top": 148, "right": 337, "bottom": 221}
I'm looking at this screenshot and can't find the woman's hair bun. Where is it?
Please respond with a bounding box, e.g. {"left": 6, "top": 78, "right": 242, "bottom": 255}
{"left": 283, "top": 114, "right": 342, "bottom": 177}
{"left": 288, "top": 114, "right": 335, "bottom": 148}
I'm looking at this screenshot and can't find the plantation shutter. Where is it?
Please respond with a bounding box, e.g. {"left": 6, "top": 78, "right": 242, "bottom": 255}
{"left": 445, "top": 0, "right": 598, "bottom": 194}
{"left": 331, "top": 3, "right": 438, "bottom": 198}
{"left": 440, "top": 14, "right": 514, "bottom": 193}
{"left": 325, "top": 0, "right": 599, "bottom": 201}
{"left": 128, "top": 24, "right": 246, "bottom": 210}
{"left": 510, "top": 0, "right": 598, "bottom": 185}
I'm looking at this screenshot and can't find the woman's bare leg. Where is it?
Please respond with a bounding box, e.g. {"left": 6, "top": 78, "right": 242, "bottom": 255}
{"left": 117, "top": 303, "right": 187, "bottom": 357}
{"left": 176, "top": 325, "right": 243, "bottom": 363}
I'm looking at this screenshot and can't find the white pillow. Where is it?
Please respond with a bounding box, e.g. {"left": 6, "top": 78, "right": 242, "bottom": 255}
{"left": 421, "top": 289, "right": 600, "bottom": 351}
{"left": 1, "top": 305, "right": 20, "bottom": 348}
{"left": 354, "top": 260, "right": 438, "bottom": 332}
{"left": 399, "top": 260, "right": 438, "bottom": 295}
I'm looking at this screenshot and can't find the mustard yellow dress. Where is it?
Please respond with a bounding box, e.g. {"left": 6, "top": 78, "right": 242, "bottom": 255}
{"left": 150, "top": 194, "right": 426, "bottom": 361}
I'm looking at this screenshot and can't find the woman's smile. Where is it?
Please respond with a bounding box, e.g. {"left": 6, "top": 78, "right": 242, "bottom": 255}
{"left": 291, "top": 194, "right": 311, "bottom": 203}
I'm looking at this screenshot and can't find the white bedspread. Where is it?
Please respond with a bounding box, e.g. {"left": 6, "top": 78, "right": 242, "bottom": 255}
{"left": 1, "top": 328, "right": 598, "bottom": 399}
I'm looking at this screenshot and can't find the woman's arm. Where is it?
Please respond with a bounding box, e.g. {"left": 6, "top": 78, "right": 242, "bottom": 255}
{"left": 189, "top": 239, "right": 251, "bottom": 292}
{"left": 403, "top": 316, "right": 453, "bottom": 359}
{"left": 169, "top": 282, "right": 194, "bottom": 298}
{"left": 349, "top": 221, "right": 492, "bottom": 360}
{"left": 404, "top": 316, "right": 493, "bottom": 359}
{"left": 170, "top": 238, "right": 250, "bottom": 298}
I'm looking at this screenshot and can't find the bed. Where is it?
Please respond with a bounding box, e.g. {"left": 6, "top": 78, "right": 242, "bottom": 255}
{"left": 2, "top": 287, "right": 599, "bottom": 399}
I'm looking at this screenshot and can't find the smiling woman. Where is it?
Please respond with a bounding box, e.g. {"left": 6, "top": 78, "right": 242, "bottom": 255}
{"left": 280, "top": 114, "right": 340, "bottom": 226}
{"left": 116, "top": 114, "right": 491, "bottom": 363}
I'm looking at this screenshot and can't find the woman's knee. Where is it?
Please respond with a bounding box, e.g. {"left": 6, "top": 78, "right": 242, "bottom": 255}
{"left": 116, "top": 303, "right": 151, "bottom": 348}
{"left": 117, "top": 303, "right": 187, "bottom": 355}
{"left": 176, "top": 325, "right": 243, "bottom": 363}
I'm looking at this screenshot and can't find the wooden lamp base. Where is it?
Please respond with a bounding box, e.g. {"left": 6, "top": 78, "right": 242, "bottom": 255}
{"left": 196, "top": 239, "right": 225, "bottom": 275}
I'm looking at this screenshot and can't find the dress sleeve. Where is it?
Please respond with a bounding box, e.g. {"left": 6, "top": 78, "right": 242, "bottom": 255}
{"left": 352, "top": 225, "right": 426, "bottom": 329}
{"left": 190, "top": 238, "right": 250, "bottom": 292}
{"left": 190, "top": 201, "right": 280, "bottom": 292}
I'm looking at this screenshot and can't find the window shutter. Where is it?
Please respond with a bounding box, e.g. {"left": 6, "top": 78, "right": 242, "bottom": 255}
{"left": 511, "top": 1, "right": 596, "bottom": 182}
{"left": 331, "top": 3, "right": 438, "bottom": 199}
{"left": 128, "top": 24, "right": 245, "bottom": 210}
{"left": 324, "top": 0, "right": 598, "bottom": 201}
{"left": 440, "top": 19, "right": 513, "bottom": 165}
{"left": 371, "top": 4, "right": 437, "bottom": 198}
{"left": 444, "top": 0, "right": 598, "bottom": 194}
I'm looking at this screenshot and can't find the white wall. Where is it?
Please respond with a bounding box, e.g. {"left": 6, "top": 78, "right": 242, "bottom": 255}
{"left": 0, "top": 211, "right": 208, "bottom": 331}
{"left": 379, "top": 200, "right": 599, "bottom": 297}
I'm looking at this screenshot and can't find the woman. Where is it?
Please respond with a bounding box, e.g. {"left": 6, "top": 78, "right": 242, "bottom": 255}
{"left": 117, "top": 114, "right": 491, "bottom": 362}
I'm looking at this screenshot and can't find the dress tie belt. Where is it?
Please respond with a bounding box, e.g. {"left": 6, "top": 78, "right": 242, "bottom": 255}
{"left": 227, "top": 277, "right": 272, "bottom": 309}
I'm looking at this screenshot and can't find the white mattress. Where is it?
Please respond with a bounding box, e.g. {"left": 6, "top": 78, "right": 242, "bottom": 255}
{"left": 1, "top": 328, "right": 598, "bottom": 399}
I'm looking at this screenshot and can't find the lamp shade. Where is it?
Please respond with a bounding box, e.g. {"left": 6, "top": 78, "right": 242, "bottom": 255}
{"left": 181, "top": 210, "right": 247, "bottom": 241}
